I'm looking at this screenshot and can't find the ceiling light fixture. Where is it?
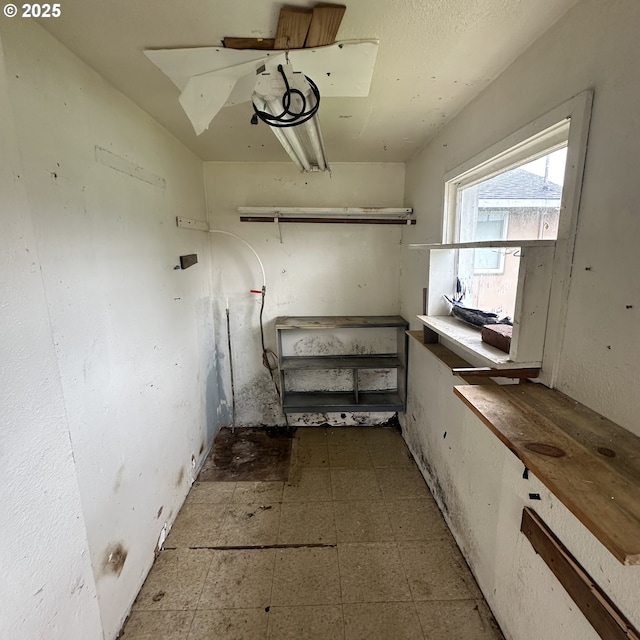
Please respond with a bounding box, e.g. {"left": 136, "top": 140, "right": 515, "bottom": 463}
{"left": 251, "top": 62, "right": 329, "bottom": 173}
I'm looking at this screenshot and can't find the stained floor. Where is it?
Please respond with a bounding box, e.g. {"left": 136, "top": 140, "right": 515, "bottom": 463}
{"left": 198, "top": 427, "right": 293, "bottom": 482}
{"left": 122, "top": 426, "right": 504, "bottom": 639}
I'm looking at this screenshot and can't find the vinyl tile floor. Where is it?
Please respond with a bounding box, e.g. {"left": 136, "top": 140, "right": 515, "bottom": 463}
{"left": 122, "top": 426, "right": 504, "bottom": 640}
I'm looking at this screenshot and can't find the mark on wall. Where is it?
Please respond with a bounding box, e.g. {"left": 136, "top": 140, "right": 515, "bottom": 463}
{"left": 293, "top": 335, "right": 345, "bottom": 356}
{"left": 113, "top": 464, "right": 125, "bottom": 493}
{"left": 156, "top": 524, "right": 168, "bottom": 556}
{"left": 235, "top": 376, "right": 283, "bottom": 427}
{"left": 101, "top": 542, "right": 128, "bottom": 578}
{"left": 95, "top": 146, "right": 166, "bottom": 189}
{"left": 209, "top": 349, "right": 228, "bottom": 440}
{"left": 175, "top": 467, "right": 185, "bottom": 487}
{"left": 156, "top": 506, "right": 164, "bottom": 519}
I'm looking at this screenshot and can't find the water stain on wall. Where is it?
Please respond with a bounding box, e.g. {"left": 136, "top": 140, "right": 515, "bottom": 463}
{"left": 235, "top": 376, "right": 282, "bottom": 427}
{"left": 113, "top": 464, "right": 125, "bottom": 493}
{"left": 101, "top": 542, "right": 128, "bottom": 578}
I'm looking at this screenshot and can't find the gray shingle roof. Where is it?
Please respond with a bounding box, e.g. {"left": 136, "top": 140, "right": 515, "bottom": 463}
{"left": 478, "top": 168, "right": 562, "bottom": 199}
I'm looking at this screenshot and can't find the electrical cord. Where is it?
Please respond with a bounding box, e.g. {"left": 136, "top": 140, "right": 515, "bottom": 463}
{"left": 252, "top": 64, "right": 320, "bottom": 128}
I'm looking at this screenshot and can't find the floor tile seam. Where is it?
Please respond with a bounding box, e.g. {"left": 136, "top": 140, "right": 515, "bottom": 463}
{"left": 364, "top": 442, "right": 408, "bottom": 453}
{"left": 334, "top": 525, "right": 347, "bottom": 635}
{"left": 129, "top": 605, "right": 198, "bottom": 613}
{"left": 393, "top": 535, "right": 453, "bottom": 543}
{"left": 191, "top": 552, "right": 217, "bottom": 620}
{"left": 176, "top": 543, "right": 337, "bottom": 551}
{"left": 266, "top": 540, "right": 278, "bottom": 625}
{"left": 415, "top": 597, "right": 481, "bottom": 604}
{"left": 336, "top": 540, "right": 415, "bottom": 606}
{"left": 339, "top": 599, "right": 427, "bottom": 639}
{"left": 263, "top": 603, "right": 345, "bottom": 611}
{"left": 193, "top": 604, "right": 276, "bottom": 612}
{"left": 370, "top": 464, "right": 385, "bottom": 498}
{"left": 211, "top": 498, "right": 237, "bottom": 543}
{"left": 388, "top": 538, "right": 418, "bottom": 603}
{"left": 410, "top": 598, "right": 430, "bottom": 639}
{"left": 340, "top": 595, "right": 415, "bottom": 604}
{"left": 412, "top": 594, "right": 485, "bottom": 602}
{"left": 181, "top": 606, "right": 198, "bottom": 638}
{"left": 328, "top": 463, "right": 376, "bottom": 469}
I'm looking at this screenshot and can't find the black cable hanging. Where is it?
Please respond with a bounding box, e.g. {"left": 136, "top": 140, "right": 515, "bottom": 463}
{"left": 252, "top": 64, "right": 320, "bottom": 128}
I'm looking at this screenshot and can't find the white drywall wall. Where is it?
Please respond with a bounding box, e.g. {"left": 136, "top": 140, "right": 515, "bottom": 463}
{"left": 203, "top": 162, "right": 405, "bottom": 427}
{"left": 399, "top": 0, "right": 640, "bottom": 638}
{"left": 0, "top": 34, "right": 103, "bottom": 640}
{"left": 1, "top": 20, "right": 218, "bottom": 640}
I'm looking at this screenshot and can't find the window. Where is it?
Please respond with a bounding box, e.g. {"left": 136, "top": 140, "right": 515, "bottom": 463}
{"left": 474, "top": 212, "right": 508, "bottom": 273}
{"left": 453, "top": 145, "right": 568, "bottom": 315}
{"left": 411, "top": 92, "right": 592, "bottom": 383}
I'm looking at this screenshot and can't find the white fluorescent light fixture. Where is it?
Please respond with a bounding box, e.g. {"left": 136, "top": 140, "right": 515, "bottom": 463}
{"left": 251, "top": 62, "right": 329, "bottom": 173}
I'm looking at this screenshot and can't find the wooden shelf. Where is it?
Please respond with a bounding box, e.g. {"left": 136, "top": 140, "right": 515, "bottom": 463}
{"left": 406, "top": 330, "right": 538, "bottom": 382}
{"left": 417, "top": 315, "right": 542, "bottom": 369}
{"left": 280, "top": 355, "right": 401, "bottom": 370}
{"left": 283, "top": 391, "right": 405, "bottom": 413}
{"left": 409, "top": 239, "right": 556, "bottom": 250}
{"left": 454, "top": 383, "right": 640, "bottom": 566}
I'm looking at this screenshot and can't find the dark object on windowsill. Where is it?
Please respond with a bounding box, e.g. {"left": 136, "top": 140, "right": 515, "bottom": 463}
{"left": 444, "top": 296, "right": 512, "bottom": 329}
{"left": 481, "top": 324, "right": 513, "bottom": 354}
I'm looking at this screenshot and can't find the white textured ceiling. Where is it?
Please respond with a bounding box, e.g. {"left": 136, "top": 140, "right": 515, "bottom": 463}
{"left": 39, "top": 0, "right": 578, "bottom": 163}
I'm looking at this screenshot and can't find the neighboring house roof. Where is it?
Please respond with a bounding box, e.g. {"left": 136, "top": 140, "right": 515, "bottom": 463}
{"left": 478, "top": 168, "right": 563, "bottom": 200}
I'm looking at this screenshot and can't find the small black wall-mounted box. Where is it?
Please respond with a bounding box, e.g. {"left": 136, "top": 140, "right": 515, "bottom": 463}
{"left": 179, "top": 254, "right": 198, "bottom": 270}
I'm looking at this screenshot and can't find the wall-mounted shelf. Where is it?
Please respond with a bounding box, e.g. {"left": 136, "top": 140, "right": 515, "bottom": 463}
{"left": 417, "top": 315, "right": 542, "bottom": 369}
{"left": 455, "top": 382, "right": 640, "bottom": 566}
{"left": 406, "top": 330, "right": 540, "bottom": 380}
{"left": 275, "top": 315, "right": 409, "bottom": 413}
{"left": 409, "top": 239, "right": 555, "bottom": 250}
{"left": 238, "top": 207, "right": 416, "bottom": 225}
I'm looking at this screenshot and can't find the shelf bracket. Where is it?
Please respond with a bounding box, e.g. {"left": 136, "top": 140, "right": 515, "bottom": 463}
{"left": 274, "top": 213, "right": 283, "bottom": 244}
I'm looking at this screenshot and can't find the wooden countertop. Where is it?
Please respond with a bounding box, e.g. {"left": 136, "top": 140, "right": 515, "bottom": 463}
{"left": 454, "top": 383, "right": 640, "bottom": 565}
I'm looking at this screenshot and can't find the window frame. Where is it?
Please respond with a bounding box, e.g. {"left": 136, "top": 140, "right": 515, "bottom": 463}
{"left": 473, "top": 210, "right": 509, "bottom": 275}
{"left": 441, "top": 92, "right": 593, "bottom": 386}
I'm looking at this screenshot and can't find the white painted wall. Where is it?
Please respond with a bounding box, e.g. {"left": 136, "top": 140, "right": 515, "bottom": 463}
{"left": 203, "top": 162, "right": 405, "bottom": 427}
{"left": 0, "top": 33, "right": 103, "bottom": 640}
{"left": 1, "top": 21, "right": 219, "bottom": 640}
{"left": 399, "top": 0, "right": 640, "bottom": 638}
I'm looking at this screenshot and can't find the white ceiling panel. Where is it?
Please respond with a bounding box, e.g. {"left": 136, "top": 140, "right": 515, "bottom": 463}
{"left": 37, "top": 0, "right": 580, "bottom": 163}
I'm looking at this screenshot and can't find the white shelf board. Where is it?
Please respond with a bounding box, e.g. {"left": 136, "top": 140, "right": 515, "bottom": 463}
{"left": 409, "top": 239, "right": 556, "bottom": 250}
{"left": 239, "top": 207, "right": 413, "bottom": 216}
{"left": 416, "top": 315, "right": 542, "bottom": 369}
